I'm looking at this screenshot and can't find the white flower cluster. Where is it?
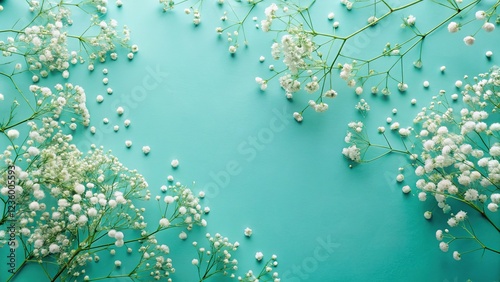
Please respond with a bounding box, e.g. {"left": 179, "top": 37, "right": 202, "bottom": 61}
{"left": 162, "top": 182, "right": 208, "bottom": 230}
{"left": 3, "top": 1, "right": 133, "bottom": 78}
{"left": 448, "top": 9, "right": 496, "bottom": 45}
{"left": 29, "top": 83, "right": 90, "bottom": 127}
{"left": 410, "top": 69, "right": 500, "bottom": 242}
{"left": 0, "top": 136, "right": 151, "bottom": 279}
{"left": 1, "top": 2, "right": 285, "bottom": 280}
{"left": 339, "top": 63, "right": 357, "bottom": 87}
{"left": 342, "top": 144, "right": 361, "bottom": 163}
{"left": 192, "top": 233, "right": 280, "bottom": 282}
{"left": 160, "top": 0, "right": 175, "bottom": 11}
{"left": 88, "top": 0, "right": 109, "bottom": 14}
{"left": 342, "top": 122, "right": 365, "bottom": 162}
{"left": 340, "top": 0, "right": 353, "bottom": 11}
{"left": 278, "top": 74, "right": 301, "bottom": 99}
{"left": 276, "top": 29, "right": 315, "bottom": 75}
{"left": 17, "top": 21, "right": 71, "bottom": 75}
{"left": 263, "top": 25, "right": 339, "bottom": 118}
{"left": 355, "top": 99, "right": 370, "bottom": 114}
{"left": 192, "top": 233, "right": 240, "bottom": 279}
{"left": 87, "top": 16, "right": 132, "bottom": 63}
{"left": 402, "top": 15, "right": 416, "bottom": 27}
{"left": 0, "top": 128, "right": 212, "bottom": 280}
{"left": 309, "top": 100, "right": 329, "bottom": 113}
{"left": 132, "top": 236, "right": 176, "bottom": 281}
{"left": 253, "top": 0, "right": 498, "bottom": 125}
{"left": 238, "top": 254, "right": 280, "bottom": 282}
{"left": 261, "top": 3, "right": 279, "bottom": 32}
{"left": 344, "top": 66, "right": 500, "bottom": 260}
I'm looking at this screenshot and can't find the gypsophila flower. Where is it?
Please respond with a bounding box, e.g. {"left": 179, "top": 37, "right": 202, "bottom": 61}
{"left": 418, "top": 192, "right": 427, "bottom": 201}
{"left": 164, "top": 195, "right": 175, "bottom": 204}
{"left": 255, "top": 252, "right": 264, "bottom": 261}
{"left": 488, "top": 203, "right": 498, "bottom": 212}
{"left": 324, "top": 89, "right": 338, "bottom": 98}
{"left": 390, "top": 122, "right": 400, "bottom": 130}
{"left": 313, "top": 102, "right": 329, "bottom": 113}
{"left": 261, "top": 3, "right": 278, "bottom": 32}
{"left": 343, "top": 66, "right": 500, "bottom": 257}
{"left": 398, "top": 83, "right": 408, "bottom": 92}
{"left": 342, "top": 145, "right": 361, "bottom": 162}
{"left": 404, "top": 15, "right": 416, "bottom": 26}
{"left": 6, "top": 129, "right": 20, "bottom": 140}
{"left": 448, "top": 22, "right": 459, "bottom": 33}
{"left": 244, "top": 227, "right": 253, "bottom": 237}
{"left": 355, "top": 99, "right": 370, "bottom": 113}
{"left": 439, "top": 242, "right": 449, "bottom": 252}
{"left": 114, "top": 232, "right": 124, "bottom": 240}
{"left": 464, "top": 189, "right": 479, "bottom": 201}
{"left": 293, "top": 112, "right": 303, "bottom": 122}
{"left": 159, "top": 218, "right": 170, "bottom": 228}
{"left": 367, "top": 16, "right": 378, "bottom": 25}
{"left": 436, "top": 230, "right": 443, "bottom": 241}
{"left": 179, "top": 231, "right": 188, "bottom": 240}
{"left": 305, "top": 79, "right": 320, "bottom": 93}
{"left": 424, "top": 211, "right": 432, "bottom": 219}
{"left": 483, "top": 22, "right": 495, "bottom": 32}
{"left": 463, "top": 35, "right": 475, "bottom": 46}
{"left": 455, "top": 211, "right": 467, "bottom": 221}
{"left": 402, "top": 186, "right": 411, "bottom": 194}
{"left": 396, "top": 174, "right": 404, "bottom": 182}
{"left": 475, "top": 10, "right": 486, "bottom": 20}
{"left": 49, "top": 243, "right": 61, "bottom": 254}
{"left": 229, "top": 45, "right": 237, "bottom": 54}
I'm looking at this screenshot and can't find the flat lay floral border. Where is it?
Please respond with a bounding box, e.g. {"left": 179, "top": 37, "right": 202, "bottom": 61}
{"left": 0, "top": 0, "right": 498, "bottom": 281}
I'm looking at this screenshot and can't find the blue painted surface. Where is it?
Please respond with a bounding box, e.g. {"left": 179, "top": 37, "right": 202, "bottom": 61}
{"left": 0, "top": 0, "right": 499, "bottom": 281}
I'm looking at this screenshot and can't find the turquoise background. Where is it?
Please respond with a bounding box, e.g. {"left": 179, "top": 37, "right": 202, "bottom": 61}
{"left": 1, "top": 0, "right": 499, "bottom": 281}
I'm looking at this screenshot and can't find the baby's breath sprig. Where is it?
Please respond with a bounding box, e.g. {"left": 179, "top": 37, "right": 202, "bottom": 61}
{"left": 0, "top": 0, "right": 135, "bottom": 79}
{"left": 255, "top": 0, "right": 498, "bottom": 121}
{"left": 343, "top": 66, "right": 500, "bottom": 260}
{"left": 0, "top": 2, "right": 282, "bottom": 281}
{"left": 192, "top": 233, "right": 240, "bottom": 281}
{"left": 160, "top": 0, "right": 266, "bottom": 53}
{"left": 192, "top": 233, "right": 280, "bottom": 282}
{"left": 238, "top": 254, "right": 279, "bottom": 282}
